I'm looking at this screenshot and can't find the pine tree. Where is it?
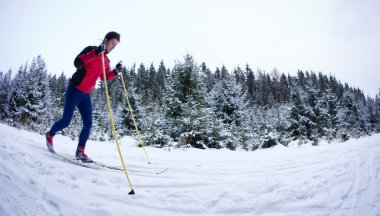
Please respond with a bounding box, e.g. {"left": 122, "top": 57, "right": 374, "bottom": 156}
{"left": 278, "top": 73, "right": 290, "bottom": 103}
{"left": 220, "top": 65, "right": 229, "bottom": 80}
{"left": 207, "top": 76, "right": 247, "bottom": 150}
{"left": 214, "top": 67, "right": 221, "bottom": 81}
{"left": 375, "top": 92, "right": 380, "bottom": 132}
{"left": 156, "top": 60, "right": 167, "bottom": 104}
{"left": 287, "top": 86, "right": 312, "bottom": 142}
{"left": 7, "top": 64, "right": 28, "bottom": 128}
{"left": 315, "top": 88, "right": 337, "bottom": 141}
{"left": 179, "top": 96, "right": 214, "bottom": 149}
{"left": 201, "top": 62, "right": 215, "bottom": 92}
{"left": 233, "top": 65, "right": 245, "bottom": 85}
{"left": 0, "top": 69, "right": 12, "bottom": 120}
{"left": 164, "top": 54, "right": 209, "bottom": 147}
{"left": 25, "top": 56, "right": 51, "bottom": 132}
{"left": 256, "top": 70, "right": 274, "bottom": 107}
{"left": 140, "top": 100, "right": 170, "bottom": 147}
{"left": 245, "top": 64, "right": 256, "bottom": 105}
{"left": 49, "top": 72, "right": 68, "bottom": 129}
{"left": 91, "top": 83, "right": 109, "bottom": 141}
{"left": 163, "top": 74, "right": 184, "bottom": 141}
{"left": 147, "top": 63, "right": 160, "bottom": 102}
{"left": 136, "top": 63, "right": 149, "bottom": 101}
{"left": 335, "top": 91, "right": 358, "bottom": 141}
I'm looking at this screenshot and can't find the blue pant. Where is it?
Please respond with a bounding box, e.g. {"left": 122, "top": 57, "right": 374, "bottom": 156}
{"left": 49, "top": 85, "right": 92, "bottom": 147}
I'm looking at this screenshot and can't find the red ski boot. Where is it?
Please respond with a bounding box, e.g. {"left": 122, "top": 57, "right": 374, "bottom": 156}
{"left": 75, "top": 146, "right": 93, "bottom": 163}
{"left": 45, "top": 132, "right": 55, "bottom": 153}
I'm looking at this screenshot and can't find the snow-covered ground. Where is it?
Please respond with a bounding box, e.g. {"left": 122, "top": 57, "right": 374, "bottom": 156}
{"left": 0, "top": 124, "right": 379, "bottom": 216}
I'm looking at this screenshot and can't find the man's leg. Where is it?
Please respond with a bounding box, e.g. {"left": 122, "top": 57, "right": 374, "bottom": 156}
{"left": 75, "top": 95, "right": 93, "bottom": 162}
{"left": 49, "top": 85, "right": 79, "bottom": 136}
{"left": 77, "top": 95, "right": 92, "bottom": 147}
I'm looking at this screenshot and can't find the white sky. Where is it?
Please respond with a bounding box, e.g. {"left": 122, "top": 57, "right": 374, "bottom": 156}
{"left": 0, "top": 0, "right": 379, "bottom": 97}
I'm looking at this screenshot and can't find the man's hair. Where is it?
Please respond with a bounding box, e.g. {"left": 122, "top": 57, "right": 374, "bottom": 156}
{"left": 105, "top": 31, "right": 120, "bottom": 41}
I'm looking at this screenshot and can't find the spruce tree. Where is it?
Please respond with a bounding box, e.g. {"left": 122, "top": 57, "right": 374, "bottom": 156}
{"left": 7, "top": 64, "right": 28, "bottom": 128}
{"left": 136, "top": 63, "right": 149, "bottom": 101}
{"left": 0, "top": 69, "right": 12, "bottom": 120}
{"left": 201, "top": 62, "right": 215, "bottom": 92}
{"left": 49, "top": 72, "right": 68, "bottom": 128}
{"left": 164, "top": 54, "right": 208, "bottom": 147}
{"left": 156, "top": 60, "right": 167, "bottom": 104}
{"left": 335, "top": 91, "right": 358, "bottom": 141}
{"left": 10, "top": 55, "right": 51, "bottom": 132}
{"left": 207, "top": 76, "right": 247, "bottom": 150}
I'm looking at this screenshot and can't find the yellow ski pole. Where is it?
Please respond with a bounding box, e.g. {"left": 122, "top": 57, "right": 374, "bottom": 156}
{"left": 101, "top": 53, "right": 135, "bottom": 195}
{"left": 119, "top": 68, "right": 151, "bottom": 164}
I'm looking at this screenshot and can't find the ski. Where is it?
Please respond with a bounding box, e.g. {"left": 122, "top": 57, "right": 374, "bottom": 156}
{"left": 93, "top": 161, "right": 124, "bottom": 171}
{"left": 123, "top": 167, "right": 169, "bottom": 175}
{"left": 53, "top": 151, "right": 100, "bottom": 170}
{"left": 51, "top": 151, "right": 168, "bottom": 174}
{"left": 155, "top": 168, "right": 168, "bottom": 175}
{"left": 52, "top": 151, "right": 123, "bottom": 171}
{"left": 95, "top": 161, "right": 169, "bottom": 175}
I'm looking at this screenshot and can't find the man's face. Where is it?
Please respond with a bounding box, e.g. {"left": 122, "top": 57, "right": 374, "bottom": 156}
{"left": 105, "top": 38, "right": 119, "bottom": 53}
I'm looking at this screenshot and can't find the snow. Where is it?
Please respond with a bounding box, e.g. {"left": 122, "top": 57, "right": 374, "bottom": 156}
{"left": 0, "top": 123, "right": 379, "bottom": 216}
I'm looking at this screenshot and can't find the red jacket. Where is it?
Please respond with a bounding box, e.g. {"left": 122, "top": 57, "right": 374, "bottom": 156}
{"left": 70, "top": 46, "right": 117, "bottom": 94}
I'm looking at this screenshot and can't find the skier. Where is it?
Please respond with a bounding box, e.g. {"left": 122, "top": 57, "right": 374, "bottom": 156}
{"left": 45, "top": 31, "right": 123, "bottom": 162}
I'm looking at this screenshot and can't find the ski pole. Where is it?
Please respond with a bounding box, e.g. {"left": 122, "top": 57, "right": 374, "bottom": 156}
{"left": 119, "top": 67, "right": 151, "bottom": 164}
{"left": 101, "top": 53, "right": 135, "bottom": 195}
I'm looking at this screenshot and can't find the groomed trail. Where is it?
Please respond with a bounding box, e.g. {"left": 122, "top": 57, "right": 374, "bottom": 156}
{"left": 0, "top": 124, "right": 379, "bottom": 216}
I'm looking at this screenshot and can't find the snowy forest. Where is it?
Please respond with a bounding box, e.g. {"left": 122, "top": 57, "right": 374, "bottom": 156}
{"left": 1, "top": 55, "right": 380, "bottom": 150}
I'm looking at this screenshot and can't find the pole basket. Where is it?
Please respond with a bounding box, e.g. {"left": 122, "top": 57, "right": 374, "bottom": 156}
{"left": 128, "top": 189, "right": 135, "bottom": 195}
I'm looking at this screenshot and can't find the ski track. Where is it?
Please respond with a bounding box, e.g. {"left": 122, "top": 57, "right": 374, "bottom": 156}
{"left": 0, "top": 124, "right": 379, "bottom": 216}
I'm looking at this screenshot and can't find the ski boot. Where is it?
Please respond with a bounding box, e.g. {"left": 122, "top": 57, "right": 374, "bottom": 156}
{"left": 75, "top": 146, "right": 93, "bottom": 163}
{"left": 45, "top": 132, "right": 55, "bottom": 153}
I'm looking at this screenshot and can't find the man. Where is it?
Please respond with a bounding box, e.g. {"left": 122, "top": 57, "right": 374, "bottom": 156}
{"left": 45, "top": 31, "right": 122, "bottom": 162}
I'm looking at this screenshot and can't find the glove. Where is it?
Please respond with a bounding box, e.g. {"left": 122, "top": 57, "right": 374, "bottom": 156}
{"left": 115, "top": 61, "right": 123, "bottom": 75}
{"left": 95, "top": 43, "right": 106, "bottom": 55}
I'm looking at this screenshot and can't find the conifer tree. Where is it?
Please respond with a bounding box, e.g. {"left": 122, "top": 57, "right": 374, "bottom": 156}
{"left": 136, "top": 63, "right": 149, "bottom": 101}
{"left": 49, "top": 72, "right": 68, "bottom": 128}
{"left": 336, "top": 91, "right": 358, "bottom": 141}
{"left": 164, "top": 54, "right": 209, "bottom": 147}
{"left": 7, "top": 64, "right": 28, "bottom": 128}
{"left": 0, "top": 69, "right": 12, "bottom": 120}
{"left": 375, "top": 93, "right": 380, "bottom": 132}
{"left": 201, "top": 62, "right": 215, "bottom": 92}
{"left": 156, "top": 60, "right": 167, "bottom": 104}
{"left": 23, "top": 55, "right": 50, "bottom": 131}
{"left": 207, "top": 76, "right": 247, "bottom": 150}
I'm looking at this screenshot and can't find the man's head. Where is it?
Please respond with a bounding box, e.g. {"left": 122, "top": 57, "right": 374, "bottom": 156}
{"left": 104, "top": 31, "right": 120, "bottom": 53}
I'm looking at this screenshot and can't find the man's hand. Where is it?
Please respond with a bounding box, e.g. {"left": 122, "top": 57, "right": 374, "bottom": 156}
{"left": 115, "top": 61, "right": 123, "bottom": 75}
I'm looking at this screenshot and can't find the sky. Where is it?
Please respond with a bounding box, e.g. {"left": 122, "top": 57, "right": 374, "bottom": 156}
{"left": 0, "top": 0, "right": 379, "bottom": 97}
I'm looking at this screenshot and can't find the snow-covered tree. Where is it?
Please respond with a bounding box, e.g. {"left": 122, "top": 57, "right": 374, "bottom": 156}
{"left": 2, "top": 54, "right": 379, "bottom": 150}
{"left": 164, "top": 54, "right": 210, "bottom": 148}
{"left": 335, "top": 91, "right": 359, "bottom": 141}
{"left": 48, "top": 72, "right": 68, "bottom": 129}
{"left": 140, "top": 100, "right": 170, "bottom": 147}
{"left": 201, "top": 62, "right": 215, "bottom": 92}
{"left": 0, "top": 69, "right": 12, "bottom": 120}
{"left": 207, "top": 76, "right": 248, "bottom": 150}
{"left": 7, "top": 64, "right": 28, "bottom": 128}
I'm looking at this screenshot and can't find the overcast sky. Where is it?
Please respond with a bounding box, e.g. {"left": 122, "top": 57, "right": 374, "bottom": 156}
{"left": 1, "top": 0, "right": 379, "bottom": 97}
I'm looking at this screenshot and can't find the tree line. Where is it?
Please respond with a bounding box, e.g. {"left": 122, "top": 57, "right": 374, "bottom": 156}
{"left": 1, "top": 54, "right": 379, "bottom": 150}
